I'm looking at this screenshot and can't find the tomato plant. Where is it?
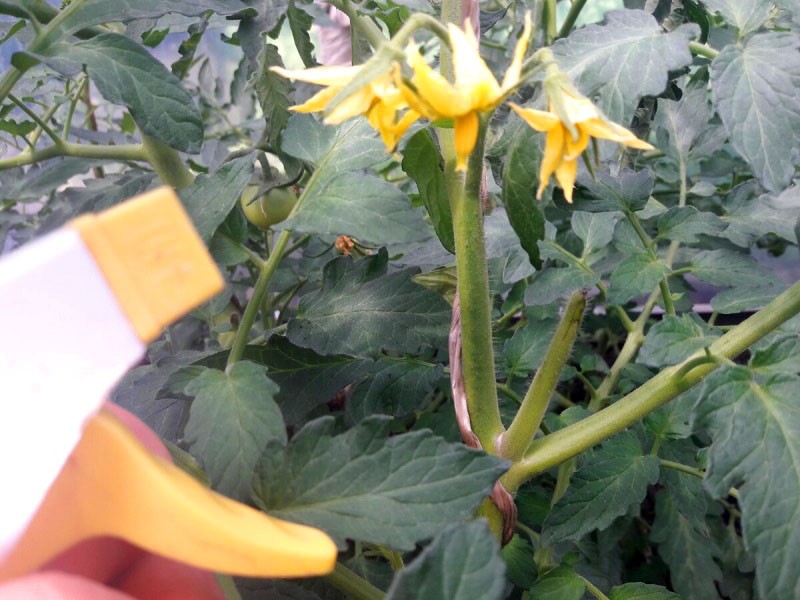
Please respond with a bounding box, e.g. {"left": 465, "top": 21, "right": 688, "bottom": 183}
{"left": 1, "top": 1, "right": 799, "bottom": 598}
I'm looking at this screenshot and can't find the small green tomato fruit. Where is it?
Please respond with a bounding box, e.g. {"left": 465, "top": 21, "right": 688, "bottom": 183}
{"left": 239, "top": 184, "right": 297, "bottom": 229}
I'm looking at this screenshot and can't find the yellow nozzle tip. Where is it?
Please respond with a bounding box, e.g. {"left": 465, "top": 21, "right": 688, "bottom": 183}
{"left": 70, "top": 187, "right": 224, "bottom": 343}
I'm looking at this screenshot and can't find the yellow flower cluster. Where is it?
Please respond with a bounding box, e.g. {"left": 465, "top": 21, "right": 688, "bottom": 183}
{"left": 510, "top": 89, "right": 654, "bottom": 203}
{"left": 271, "top": 17, "right": 653, "bottom": 202}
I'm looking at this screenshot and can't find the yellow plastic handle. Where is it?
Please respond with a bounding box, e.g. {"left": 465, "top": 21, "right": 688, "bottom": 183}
{"left": 0, "top": 409, "right": 337, "bottom": 581}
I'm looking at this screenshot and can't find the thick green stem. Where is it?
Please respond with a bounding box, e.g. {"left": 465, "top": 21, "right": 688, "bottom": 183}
{"left": 0, "top": 0, "right": 105, "bottom": 39}
{"left": 557, "top": 0, "right": 589, "bottom": 39}
{"left": 689, "top": 41, "right": 719, "bottom": 59}
{"left": 325, "top": 562, "right": 386, "bottom": 600}
{"left": 476, "top": 498, "right": 505, "bottom": 541}
{"left": 503, "top": 280, "right": 800, "bottom": 490}
{"left": 0, "top": 140, "right": 146, "bottom": 169}
{"left": 140, "top": 134, "right": 194, "bottom": 189}
{"left": 450, "top": 125, "right": 504, "bottom": 450}
{"left": 543, "top": 0, "right": 557, "bottom": 44}
{"left": 226, "top": 230, "right": 291, "bottom": 370}
{"left": 0, "top": 68, "right": 22, "bottom": 106}
{"left": 500, "top": 290, "right": 586, "bottom": 461}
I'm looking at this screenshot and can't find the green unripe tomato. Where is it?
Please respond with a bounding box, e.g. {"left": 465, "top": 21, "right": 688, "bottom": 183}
{"left": 239, "top": 184, "right": 297, "bottom": 229}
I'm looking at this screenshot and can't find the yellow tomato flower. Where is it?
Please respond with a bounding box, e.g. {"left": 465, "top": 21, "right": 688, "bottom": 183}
{"left": 402, "top": 14, "right": 532, "bottom": 171}
{"left": 509, "top": 89, "right": 654, "bottom": 203}
{"left": 271, "top": 64, "right": 418, "bottom": 152}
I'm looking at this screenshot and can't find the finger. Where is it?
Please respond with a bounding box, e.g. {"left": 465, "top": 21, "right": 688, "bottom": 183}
{"left": 0, "top": 571, "right": 133, "bottom": 600}
{"left": 113, "top": 554, "right": 227, "bottom": 600}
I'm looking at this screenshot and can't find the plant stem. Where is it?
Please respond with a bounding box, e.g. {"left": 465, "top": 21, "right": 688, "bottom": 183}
{"left": 557, "top": 0, "right": 588, "bottom": 39}
{"left": 502, "top": 280, "right": 800, "bottom": 490}
{"left": 325, "top": 562, "right": 386, "bottom": 600}
{"left": 333, "top": 0, "right": 386, "bottom": 50}
{"left": 0, "top": 0, "right": 98, "bottom": 106}
{"left": 62, "top": 74, "right": 88, "bottom": 140}
{"left": 450, "top": 122, "right": 504, "bottom": 451}
{"left": 500, "top": 290, "right": 586, "bottom": 461}
{"left": 0, "top": 0, "right": 105, "bottom": 39}
{"left": 226, "top": 230, "right": 291, "bottom": 370}
{"left": 543, "top": 0, "right": 557, "bottom": 44}
{"left": 688, "top": 41, "right": 719, "bottom": 59}
{"left": 8, "top": 93, "right": 61, "bottom": 145}
{"left": 626, "top": 210, "right": 675, "bottom": 315}
{"left": 581, "top": 576, "right": 610, "bottom": 600}
{"left": 0, "top": 140, "right": 147, "bottom": 169}
{"left": 589, "top": 279, "right": 660, "bottom": 411}
{"left": 497, "top": 382, "right": 524, "bottom": 405}
{"left": 0, "top": 67, "right": 22, "bottom": 106}
{"left": 659, "top": 459, "right": 705, "bottom": 479}
{"left": 141, "top": 134, "right": 194, "bottom": 188}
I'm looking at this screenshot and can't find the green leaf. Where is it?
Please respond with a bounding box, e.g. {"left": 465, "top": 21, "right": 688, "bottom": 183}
{"left": 502, "top": 535, "right": 537, "bottom": 589}
{"left": 654, "top": 84, "right": 713, "bottom": 163}
{"left": 525, "top": 266, "right": 599, "bottom": 305}
{"left": 402, "top": 129, "right": 455, "bottom": 253}
{"left": 502, "top": 117, "right": 546, "bottom": 268}
{"left": 387, "top": 520, "right": 506, "bottom": 600}
{"left": 287, "top": 249, "right": 451, "bottom": 358}
{"left": 651, "top": 489, "right": 722, "bottom": 600}
{"left": 178, "top": 155, "right": 253, "bottom": 242}
{"left": 171, "top": 15, "right": 209, "bottom": 80}
{"left": 503, "top": 318, "right": 559, "bottom": 376}
{"left": 34, "top": 33, "right": 203, "bottom": 153}
{"left": 750, "top": 335, "right": 800, "bottom": 375}
{"left": 552, "top": 10, "right": 699, "bottom": 121}
{"left": 638, "top": 314, "right": 720, "bottom": 367}
{"left": 700, "top": 0, "right": 772, "bottom": 34}
{"left": 542, "top": 432, "right": 660, "bottom": 545}
{"left": 252, "top": 44, "right": 293, "bottom": 148}
{"left": 0, "top": 118, "right": 35, "bottom": 137}
{"left": 721, "top": 183, "right": 800, "bottom": 246}
{"left": 0, "top": 157, "right": 108, "bottom": 203}
{"left": 43, "top": 0, "right": 249, "bottom": 39}
{"left": 689, "top": 248, "right": 773, "bottom": 287}
{"left": 609, "top": 582, "right": 679, "bottom": 600}
{"left": 252, "top": 416, "right": 509, "bottom": 550}
{"left": 250, "top": 336, "right": 373, "bottom": 425}
{"left": 346, "top": 359, "right": 443, "bottom": 422}
{"left": 277, "top": 172, "right": 431, "bottom": 245}
{"left": 287, "top": 0, "right": 316, "bottom": 69}
{"left": 529, "top": 565, "right": 586, "bottom": 600}
{"left": 692, "top": 367, "right": 800, "bottom": 598}
{"left": 572, "top": 211, "right": 618, "bottom": 256}
{"left": 237, "top": 0, "right": 289, "bottom": 68}
{"left": 655, "top": 206, "right": 726, "bottom": 244}
{"left": 608, "top": 253, "right": 669, "bottom": 305}
{"left": 0, "top": 20, "right": 25, "bottom": 47}
{"left": 184, "top": 362, "right": 286, "bottom": 500}
{"left": 281, "top": 115, "right": 385, "bottom": 180}
{"left": 571, "top": 168, "right": 654, "bottom": 213}
{"left": 38, "top": 172, "right": 155, "bottom": 233}
{"left": 111, "top": 349, "right": 208, "bottom": 441}
{"left": 711, "top": 282, "right": 789, "bottom": 314}
{"left": 710, "top": 33, "right": 800, "bottom": 192}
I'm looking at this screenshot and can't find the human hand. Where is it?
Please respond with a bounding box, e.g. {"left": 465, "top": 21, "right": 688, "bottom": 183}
{"left": 0, "top": 403, "right": 226, "bottom": 600}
